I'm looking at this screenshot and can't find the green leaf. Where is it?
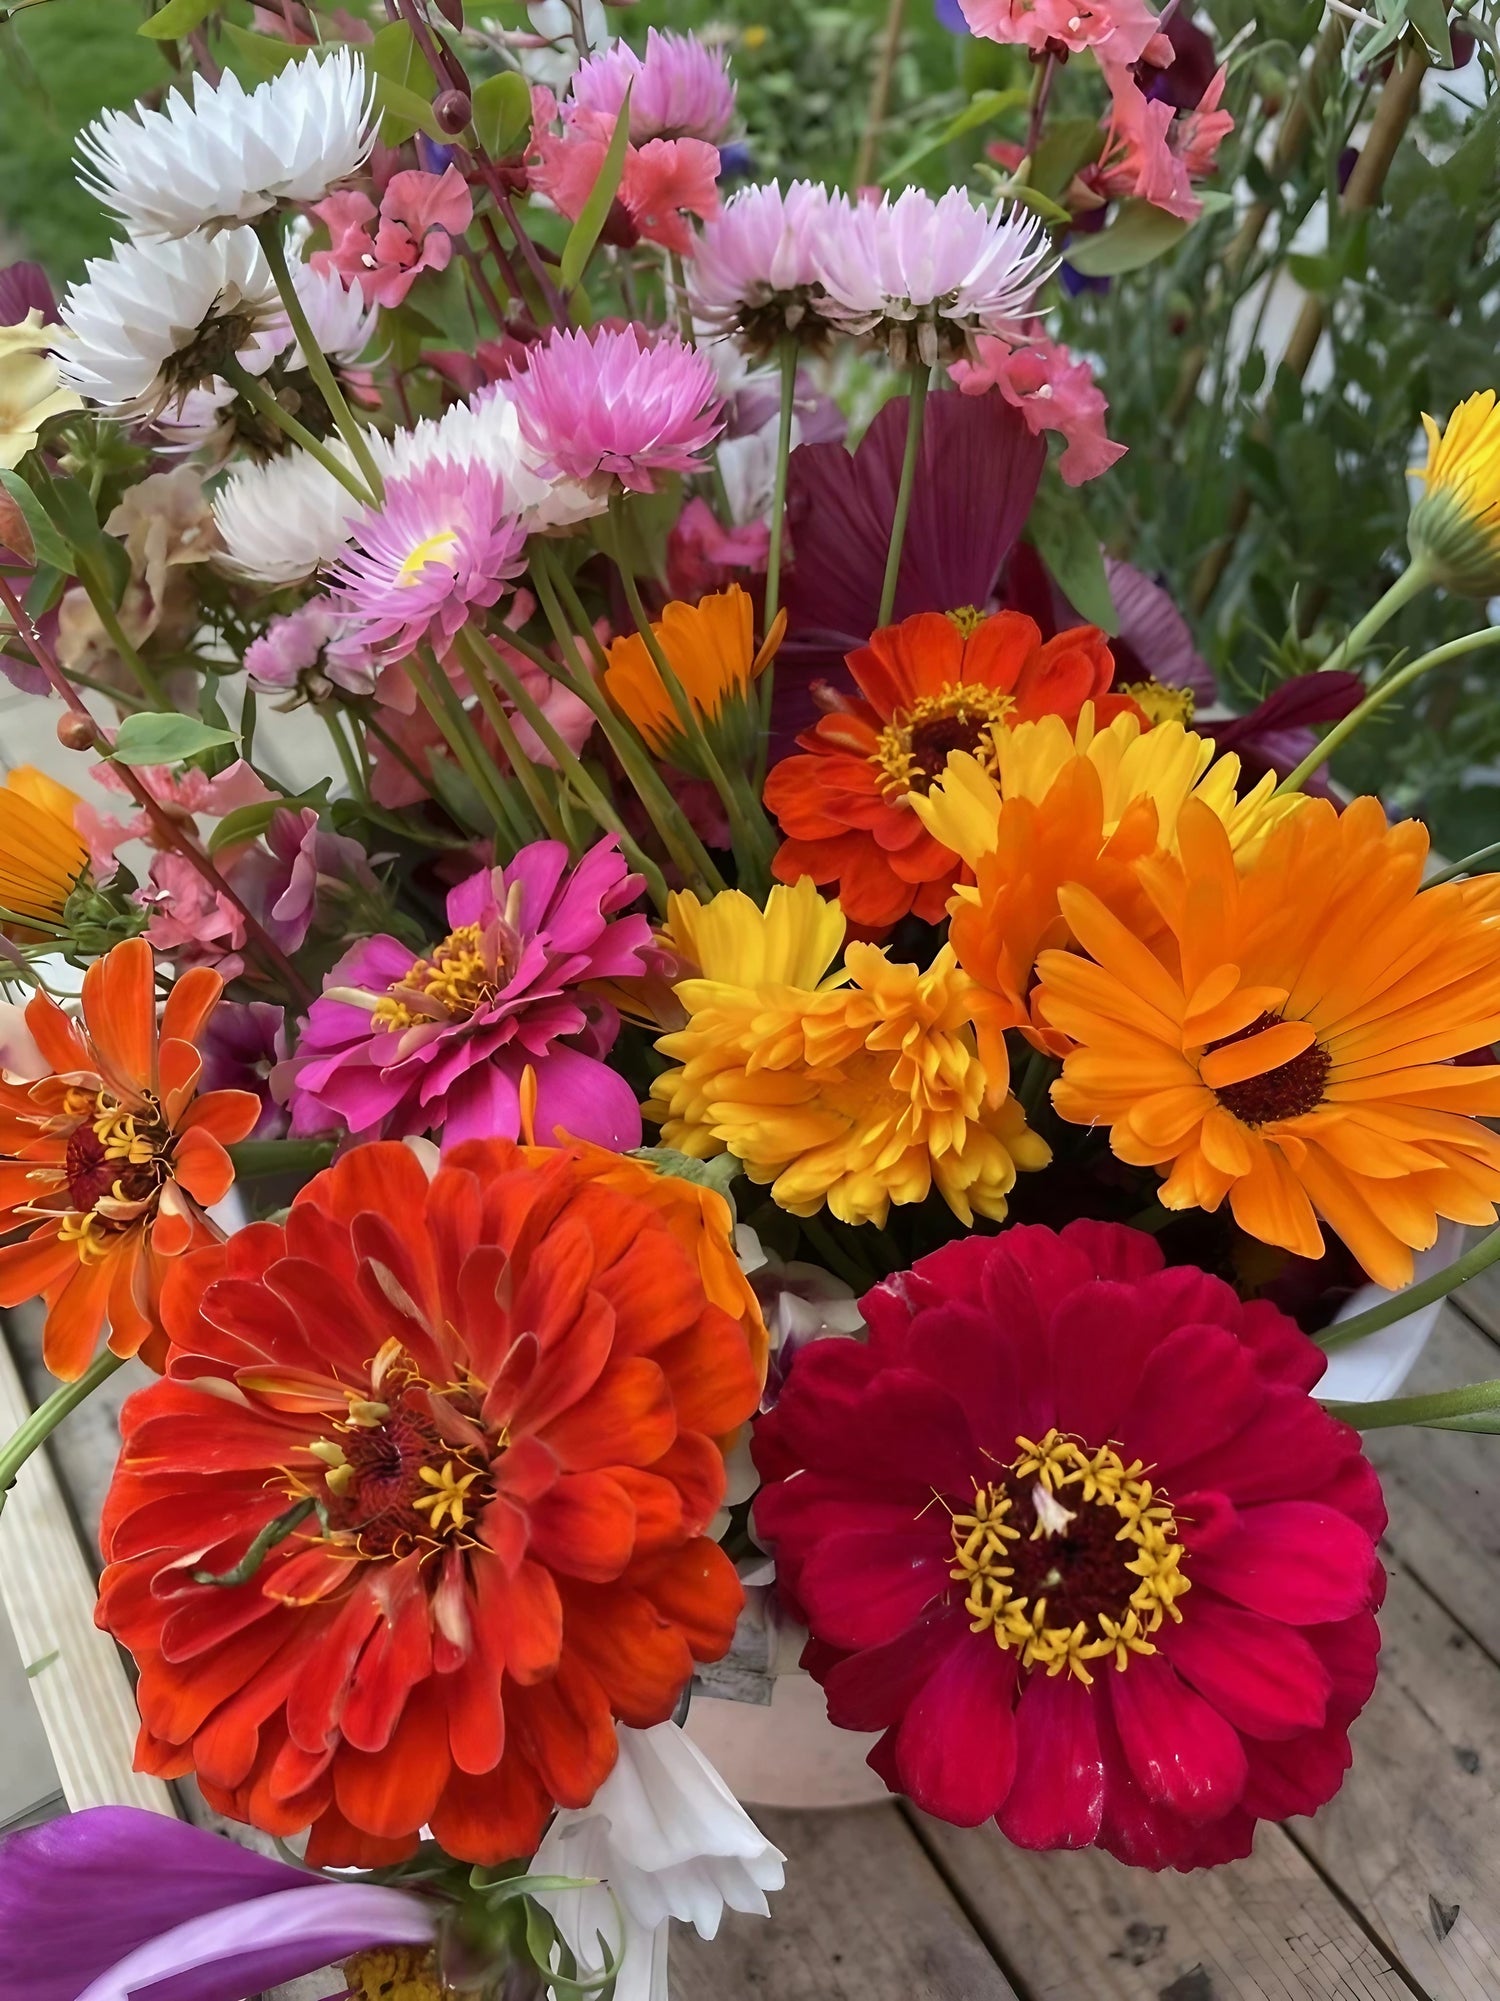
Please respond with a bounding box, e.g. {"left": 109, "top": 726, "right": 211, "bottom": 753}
{"left": 1408, "top": 0, "right": 1452, "bottom": 61}
{"left": 219, "top": 21, "right": 301, "bottom": 78}
{"left": 209, "top": 782, "right": 329, "bottom": 855}
{"left": 1064, "top": 198, "right": 1192, "bottom": 277}
{"left": 0, "top": 471, "right": 73, "bottom": 574}
{"left": 110, "top": 713, "right": 238, "bottom": 766}
{"left": 138, "top": 0, "right": 217, "bottom": 36}
{"left": 1002, "top": 181, "right": 1074, "bottom": 228}
{"left": 1026, "top": 481, "right": 1117, "bottom": 635}
{"left": 560, "top": 85, "right": 632, "bottom": 294}
{"left": 879, "top": 85, "right": 1029, "bottom": 188}
{"left": 472, "top": 69, "right": 532, "bottom": 159}
{"left": 1028, "top": 115, "right": 1105, "bottom": 201}
{"left": 368, "top": 19, "right": 440, "bottom": 143}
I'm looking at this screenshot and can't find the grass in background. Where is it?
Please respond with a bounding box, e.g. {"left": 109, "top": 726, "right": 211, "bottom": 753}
{"left": 0, "top": 0, "right": 170, "bottom": 279}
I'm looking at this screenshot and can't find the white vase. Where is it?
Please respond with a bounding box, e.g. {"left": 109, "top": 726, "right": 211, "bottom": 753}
{"left": 1317, "top": 1222, "right": 1463, "bottom": 1402}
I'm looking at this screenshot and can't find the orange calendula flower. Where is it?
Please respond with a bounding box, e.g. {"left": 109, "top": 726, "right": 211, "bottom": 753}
{"left": 97, "top": 1139, "right": 760, "bottom": 1868}
{"left": 912, "top": 708, "right": 1299, "bottom": 1091}
{"left": 763, "top": 608, "right": 1143, "bottom": 933}
{"left": 603, "top": 582, "right": 785, "bottom": 770}
{"left": 0, "top": 765, "right": 89, "bottom": 937}
{"left": 0, "top": 937, "right": 260, "bottom": 1378}
{"left": 1034, "top": 795, "right": 1500, "bottom": 1290}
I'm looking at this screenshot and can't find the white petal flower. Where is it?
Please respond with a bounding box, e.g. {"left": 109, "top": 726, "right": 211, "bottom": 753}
{"left": 815, "top": 186, "right": 1053, "bottom": 367}
{"left": 691, "top": 181, "right": 841, "bottom": 355}
{"left": 214, "top": 440, "right": 387, "bottom": 586}
{"left": 389, "top": 385, "right": 605, "bottom": 531}
{"left": 76, "top": 48, "right": 374, "bottom": 240}
{"left": 534, "top": 1723, "right": 784, "bottom": 2001}
{"left": 54, "top": 229, "right": 279, "bottom": 421}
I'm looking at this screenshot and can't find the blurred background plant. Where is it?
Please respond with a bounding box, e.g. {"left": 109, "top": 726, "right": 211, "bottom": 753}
{"left": 2, "top": 0, "right": 1498, "bottom": 851}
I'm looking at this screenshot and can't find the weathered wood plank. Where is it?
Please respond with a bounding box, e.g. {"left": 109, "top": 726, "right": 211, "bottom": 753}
{"left": 916, "top": 1813, "right": 1417, "bottom": 2000}
{"left": 1449, "top": 1271, "right": 1500, "bottom": 1351}
{"left": 673, "top": 1804, "right": 1022, "bottom": 2000}
{"left": 1289, "top": 1570, "right": 1500, "bottom": 2001}
{"left": 1363, "top": 1307, "right": 1500, "bottom": 1660}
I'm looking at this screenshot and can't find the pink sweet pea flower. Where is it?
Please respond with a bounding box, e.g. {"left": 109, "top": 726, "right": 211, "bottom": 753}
{"left": 952, "top": 334, "right": 1126, "bottom": 486}
{"left": 1175, "top": 64, "right": 1234, "bottom": 181}
{"left": 959, "top": 0, "right": 1164, "bottom": 64}
{"left": 312, "top": 165, "right": 474, "bottom": 309}
{"left": 1093, "top": 61, "right": 1233, "bottom": 222}
{"left": 529, "top": 88, "right": 720, "bottom": 255}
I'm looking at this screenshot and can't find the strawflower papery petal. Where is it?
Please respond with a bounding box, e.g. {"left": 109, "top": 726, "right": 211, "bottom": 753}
{"left": 76, "top": 47, "right": 375, "bottom": 239}
{"left": 389, "top": 381, "right": 604, "bottom": 531}
{"left": 98, "top": 1137, "right": 761, "bottom": 1867}
{"left": 0, "top": 937, "right": 260, "bottom": 1377}
{"left": 328, "top": 456, "right": 527, "bottom": 659}
{"left": 691, "top": 180, "right": 840, "bottom": 355}
{"left": 753, "top": 1220, "right": 1385, "bottom": 1868}
{"left": 570, "top": 27, "right": 736, "bottom": 143}
{"left": 510, "top": 325, "right": 724, "bottom": 495}
{"left": 814, "top": 187, "right": 1052, "bottom": 368}
{"left": 282, "top": 836, "right": 653, "bottom": 1149}
{"left": 214, "top": 440, "right": 385, "bottom": 586}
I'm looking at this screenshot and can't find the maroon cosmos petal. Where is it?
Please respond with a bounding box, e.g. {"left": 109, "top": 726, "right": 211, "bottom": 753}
{"left": 774, "top": 387, "right": 1047, "bottom": 751}
{"left": 752, "top": 1219, "right": 1386, "bottom": 1869}
{"left": 1206, "top": 670, "right": 1366, "bottom": 793}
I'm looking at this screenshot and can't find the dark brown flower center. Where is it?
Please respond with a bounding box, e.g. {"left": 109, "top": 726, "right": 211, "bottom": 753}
{"left": 314, "top": 1378, "right": 493, "bottom": 1562}
{"left": 1207, "top": 1010, "right": 1330, "bottom": 1126}
{"left": 873, "top": 682, "right": 1015, "bottom": 798}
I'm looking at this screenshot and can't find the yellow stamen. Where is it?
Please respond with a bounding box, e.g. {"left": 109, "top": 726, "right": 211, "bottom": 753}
{"left": 395, "top": 527, "right": 460, "bottom": 586}
{"left": 872, "top": 681, "right": 1016, "bottom": 801}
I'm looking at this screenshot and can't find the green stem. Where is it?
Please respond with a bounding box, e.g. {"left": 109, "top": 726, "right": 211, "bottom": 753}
{"left": 222, "top": 358, "right": 375, "bottom": 509}
{"left": 1318, "top": 1223, "right": 1500, "bottom": 1350}
{"left": 452, "top": 629, "right": 563, "bottom": 846}
{"left": 0, "top": 1349, "right": 125, "bottom": 1513}
{"left": 528, "top": 544, "right": 724, "bottom": 897}
{"left": 228, "top": 1138, "right": 339, "bottom": 1178}
{"left": 323, "top": 707, "right": 365, "bottom": 803}
{"left": 764, "top": 340, "right": 798, "bottom": 637}
{"left": 255, "top": 220, "right": 385, "bottom": 501}
{"left": 878, "top": 365, "right": 929, "bottom": 630}
{"left": 1323, "top": 1376, "right": 1500, "bottom": 1431}
{"left": 76, "top": 573, "right": 167, "bottom": 706}
{"left": 476, "top": 627, "right": 672, "bottom": 912}
{"left": 544, "top": 555, "right": 613, "bottom": 677}
{"left": 1278, "top": 618, "right": 1500, "bottom": 796}
{"left": 361, "top": 707, "right": 436, "bottom": 798}
{"left": 1425, "top": 838, "right": 1500, "bottom": 887}
{"left": 408, "top": 650, "right": 526, "bottom": 847}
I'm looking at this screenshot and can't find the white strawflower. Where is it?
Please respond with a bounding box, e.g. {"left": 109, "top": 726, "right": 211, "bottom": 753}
{"left": 54, "top": 229, "right": 279, "bottom": 421}
{"left": 534, "top": 1723, "right": 784, "bottom": 2001}
{"left": 390, "top": 385, "right": 605, "bottom": 531}
{"left": 76, "top": 48, "right": 374, "bottom": 240}
{"left": 815, "top": 186, "right": 1053, "bottom": 368}
{"left": 214, "top": 439, "right": 387, "bottom": 586}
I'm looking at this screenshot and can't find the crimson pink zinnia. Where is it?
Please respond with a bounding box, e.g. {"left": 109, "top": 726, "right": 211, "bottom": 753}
{"left": 753, "top": 1221, "right": 1386, "bottom": 1870}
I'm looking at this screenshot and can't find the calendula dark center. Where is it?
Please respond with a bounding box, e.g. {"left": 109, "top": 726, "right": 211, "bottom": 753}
{"left": 1207, "top": 1010, "right": 1331, "bottom": 1126}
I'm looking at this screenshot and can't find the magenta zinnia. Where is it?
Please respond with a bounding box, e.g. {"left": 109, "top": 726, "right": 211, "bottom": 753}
{"left": 283, "top": 836, "right": 653, "bottom": 1149}
{"left": 329, "top": 457, "right": 527, "bottom": 659}
{"left": 510, "top": 325, "right": 724, "bottom": 496}
{"left": 754, "top": 1221, "right": 1385, "bottom": 1870}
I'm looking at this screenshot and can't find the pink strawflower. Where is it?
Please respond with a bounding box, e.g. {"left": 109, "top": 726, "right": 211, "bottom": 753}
{"left": 570, "top": 27, "right": 736, "bottom": 143}
{"left": 959, "top": 0, "right": 1164, "bottom": 64}
{"left": 529, "top": 88, "right": 719, "bottom": 254}
{"left": 510, "top": 325, "right": 724, "bottom": 495}
{"left": 244, "top": 598, "right": 377, "bottom": 703}
{"left": 328, "top": 457, "right": 527, "bottom": 660}
{"left": 311, "top": 164, "right": 473, "bottom": 309}
{"left": 280, "top": 836, "right": 654, "bottom": 1150}
{"left": 815, "top": 188, "right": 1052, "bottom": 367}
{"left": 691, "top": 180, "right": 840, "bottom": 353}
{"left": 952, "top": 334, "right": 1126, "bottom": 486}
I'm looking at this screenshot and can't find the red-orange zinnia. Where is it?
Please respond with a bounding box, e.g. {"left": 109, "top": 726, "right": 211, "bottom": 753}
{"left": 0, "top": 937, "right": 259, "bottom": 1379}
{"left": 96, "top": 1138, "right": 762, "bottom": 1869}
{"left": 764, "top": 609, "right": 1142, "bottom": 932}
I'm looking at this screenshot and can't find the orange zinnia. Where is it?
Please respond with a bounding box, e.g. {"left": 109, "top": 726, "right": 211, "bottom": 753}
{"left": 0, "top": 938, "right": 259, "bottom": 1378}
{"left": 96, "top": 1138, "right": 761, "bottom": 1869}
{"left": 1035, "top": 795, "right": 1500, "bottom": 1289}
{"left": 764, "top": 608, "right": 1142, "bottom": 932}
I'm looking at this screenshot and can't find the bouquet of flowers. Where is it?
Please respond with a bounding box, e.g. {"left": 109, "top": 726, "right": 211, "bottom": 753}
{"left": 1, "top": 3, "right": 1499, "bottom": 1996}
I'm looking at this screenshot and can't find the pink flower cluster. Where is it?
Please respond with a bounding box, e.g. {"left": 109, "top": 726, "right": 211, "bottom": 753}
{"left": 1094, "top": 63, "right": 1233, "bottom": 223}
{"left": 529, "top": 28, "right": 731, "bottom": 255}
{"left": 952, "top": 334, "right": 1125, "bottom": 485}
{"left": 959, "top": 0, "right": 1167, "bottom": 64}
{"left": 312, "top": 165, "right": 473, "bottom": 309}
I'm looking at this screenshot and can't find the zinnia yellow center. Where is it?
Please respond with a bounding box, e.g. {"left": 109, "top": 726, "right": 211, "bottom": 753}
{"left": 373, "top": 924, "right": 498, "bottom": 1031}
{"left": 57, "top": 1090, "right": 172, "bottom": 1259}
{"left": 950, "top": 1429, "right": 1190, "bottom": 1684}
{"left": 343, "top": 1945, "right": 445, "bottom": 2001}
{"left": 874, "top": 682, "right": 1015, "bottom": 799}
{"left": 396, "top": 527, "right": 460, "bottom": 585}
{"left": 1119, "top": 678, "right": 1195, "bottom": 729}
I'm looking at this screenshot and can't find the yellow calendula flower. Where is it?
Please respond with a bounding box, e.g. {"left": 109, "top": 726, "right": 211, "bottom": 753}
{"left": 910, "top": 707, "right": 1304, "bottom": 1089}
{"left": 0, "top": 766, "right": 89, "bottom": 937}
{"left": 647, "top": 876, "right": 1049, "bottom": 1228}
{"left": 604, "top": 583, "right": 785, "bottom": 771}
{"left": 1409, "top": 389, "right": 1500, "bottom": 597}
{"left": 0, "top": 311, "right": 83, "bottom": 471}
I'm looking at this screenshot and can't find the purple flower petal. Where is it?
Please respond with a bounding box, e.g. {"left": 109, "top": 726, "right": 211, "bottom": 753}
{"left": 1102, "top": 558, "right": 1217, "bottom": 706}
